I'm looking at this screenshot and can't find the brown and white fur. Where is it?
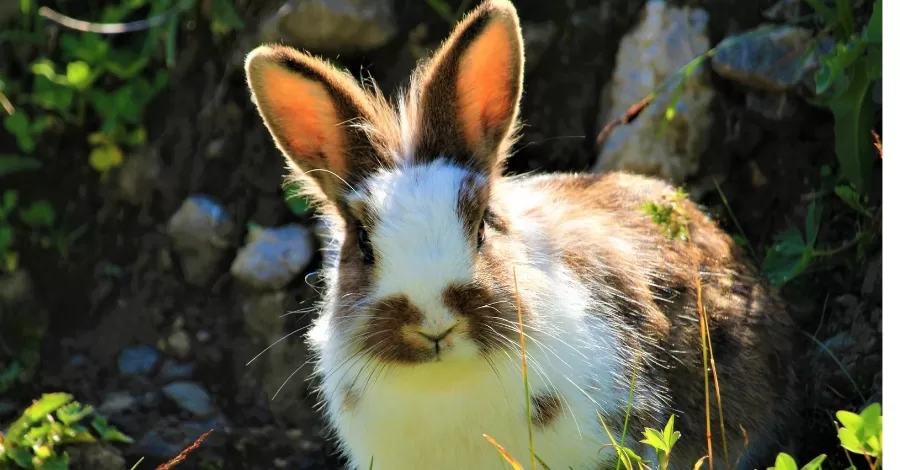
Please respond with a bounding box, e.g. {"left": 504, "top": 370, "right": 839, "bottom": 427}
{"left": 244, "top": 1, "right": 798, "bottom": 469}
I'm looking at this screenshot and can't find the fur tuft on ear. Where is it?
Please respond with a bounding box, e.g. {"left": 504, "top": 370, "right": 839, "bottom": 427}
{"left": 406, "top": 0, "right": 524, "bottom": 176}
{"left": 245, "top": 45, "right": 394, "bottom": 205}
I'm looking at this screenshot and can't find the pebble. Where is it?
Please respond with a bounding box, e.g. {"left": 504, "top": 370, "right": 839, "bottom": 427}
{"left": 0, "top": 269, "right": 33, "bottom": 304}
{"left": 166, "top": 195, "right": 235, "bottom": 286}
{"left": 117, "top": 148, "right": 161, "bottom": 206}
{"left": 230, "top": 224, "right": 315, "bottom": 291}
{"left": 99, "top": 391, "right": 138, "bottom": 415}
{"left": 118, "top": 345, "right": 161, "bottom": 377}
{"left": 162, "top": 381, "right": 217, "bottom": 417}
{"left": 167, "top": 329, "right": 192, "bottom": 359}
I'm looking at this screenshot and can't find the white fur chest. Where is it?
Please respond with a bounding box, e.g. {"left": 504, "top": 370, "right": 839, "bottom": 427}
{"left": 323, "top": 355, "right": 619, "bottom": 470}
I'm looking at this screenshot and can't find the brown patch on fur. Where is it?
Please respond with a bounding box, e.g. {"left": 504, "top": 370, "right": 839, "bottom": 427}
{"left": 406, "top": 0, "right": 523, "bottom": 177}
{"left": 360, "top": 294, "right": 429, "bottom": 363}
{"left": 443, "top": 282, "right": 519, "bottom": 353}
{"left": 527, "top": 172, "right": 798, "bottom": 469}
{"left": 530, "top": 393, "right": 563, "bottom": 429}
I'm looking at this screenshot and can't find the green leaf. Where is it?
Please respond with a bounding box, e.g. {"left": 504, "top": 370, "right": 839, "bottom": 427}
{"left": 640, "top": 428, "right": 668, "bottom": 451}
{"left": 91, "top": 415, "right": 135, "bottom": 443}
{"left": 865, "top": 44, "right": 882, "bottom": 80}
{"left": 55, "top": 401, "right": 94, "bottom": 426}
{"left": 772, "top": 453, "right": 798, "bottom": 470}
{"left": 762, "top": 226, "right": 812, "bottom": 286}
{"left": 88, "top": 145, "right": 124, "bottom": 172}
{"left": 804, "top": 199, "right": 822, "bottom": 247}
{"left": 805, "top": 0, "right": 837, "bottom": 31}
{"left": 800, "top": 454, "right": 827, "bottom": 470}
{"left": 837, "top": 427, "right": 863, "bottom": 453}
{"left": 19, "top": 200, "right": 56, "bottom": 228}
{"left": 836, "top": 410, "right": 862, "bottom": 431}
{"left": 4, "top": 112, "right": 36, "bottom": 153}
{"left": 25, "top": 393, "right": 74, "bottom": 421}
{"left": 829, "top": 61, "right": 875, "bottom": 193}
{"left": 0, "top": 226, "right": 14, "bottom": 249}
{"left": 65, "top": 60, "right": 92, "bottom": 89}
{"left": 863, "top": 0, "right": 882, "bottom": 43}
{"left": 4, "top": 189, "right": 19, "bottom": 212}
{"left": 6, "top": 446, "right": 35, "bottom": 468}
{"left": 834, "top": 185, "right": 872, "bottom": 217}
{"left": 30, "top": 59, "right": 58, "bottom": 82}
{"left": 38, "top": 453, "right": 70, "bottom": 470}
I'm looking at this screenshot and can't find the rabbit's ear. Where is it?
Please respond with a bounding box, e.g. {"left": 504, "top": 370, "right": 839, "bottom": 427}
{"left": 246, "top": 45, "right": 391, "bottom": 203}
{"left": 408, "top": 0, "right": 524, "bottom": 176}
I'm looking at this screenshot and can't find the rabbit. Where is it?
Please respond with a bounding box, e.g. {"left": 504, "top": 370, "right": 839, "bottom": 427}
{"left": 243, "top": 0, "right": 799, "bottom": 468}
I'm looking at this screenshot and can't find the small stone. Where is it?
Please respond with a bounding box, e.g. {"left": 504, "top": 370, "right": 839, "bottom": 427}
{"left": 159, "top": 361, "right": 197, "bottom": 382}
{"left": 230, "top": 224, "right": 315, "bottom": 291}
{"left": 167, "top": 329, "right": 192, "bottom": 359}
{"left": 592, "top": 0, "right": 714, "bottom": 184}
{"left": 99, "top": 391, "right": 138, "bottom": 415}
{"left": 196, "top": 330, "right": 211, "bottom": 343}
{"left": 745, "top": 91, "right": 799, "bottom": 122}
{"left": 118, "top": 345, "right": 161, "bottom": 377}
{"left": 166, "top": 195, "right": 235, "bottom": 286}
{"left": 162, "top": 381, "right": 217, "bottom": 417}
{"left": 259, "top": 0, "right": 396, "bottom": 55}
{"left": 70, "top": 354, "right": 88, "bottom": 367}
{"left": 711, "top": 24, "right": 833, "bottom": 93}
{"left": 118, "top": 148, "right": 161, "bottom": 205}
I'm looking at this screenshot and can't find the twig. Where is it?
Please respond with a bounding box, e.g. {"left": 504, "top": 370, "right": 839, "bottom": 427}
{"left": 38, "top": 5, "right": 183, "bottom": 34}
{"left": 155, "top": 429, "right": 213, "bottom": 469}
{"left": 513, "top": 268, "right": 537, "bottom": 470}
{"left": 595, "top": 96, "right": 654, "bottom": 147}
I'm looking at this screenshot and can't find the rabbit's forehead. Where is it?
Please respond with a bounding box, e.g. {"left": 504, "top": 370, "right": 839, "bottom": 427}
{"left": 351, "top": 159, "right": 487, "bottom": 301}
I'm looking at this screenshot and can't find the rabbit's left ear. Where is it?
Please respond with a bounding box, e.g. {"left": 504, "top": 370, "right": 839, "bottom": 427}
{"left": 408, "top": 0, "right": 524, "bottom": 176}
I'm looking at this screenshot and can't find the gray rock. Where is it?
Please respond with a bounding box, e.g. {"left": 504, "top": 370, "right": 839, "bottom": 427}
{"left": 118, "top": 345, "right": 161, "bottom": 377}
{"left": 0, "top": 269, "right": 32, "bottom": 305}
{"left": 99, "top": 391, "right": 138, "bottom": 416}
{"left": 230, "top": 224, "right": 315, "bottom": 291}
{"left": 162, "top": 381, "right": 217, "bottom": 417}
{"left": 592, "top": 0, "right": 714, "bottom": 184}
{"left": 67, "top": 443, "right": 126, "bottom": 470}
{"left": 259, "top": 0, "right": 396, "bottom": 55}
{"left": 166, "top": 195, "right": 235, "bottom": 286}
{"left": 117, "top": 148, "right": 161, "bottom": 205}
{"left": 711, "top": 24, "right": 832, "bottom": 93}
{"left": 159, "top": 361, "right": 197, "bottom": 382}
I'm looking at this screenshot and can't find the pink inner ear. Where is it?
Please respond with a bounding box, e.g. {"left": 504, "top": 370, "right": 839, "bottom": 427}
{"left": 259, "top": 65, "right": 347, "bottom": 177}
{"left": 456, "top": 20, "right": 515, "bottom": 147}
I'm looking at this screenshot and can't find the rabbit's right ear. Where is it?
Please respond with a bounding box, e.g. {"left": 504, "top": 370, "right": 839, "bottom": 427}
{"left": 245, "top": 45, "right": 390, "bottom": 204}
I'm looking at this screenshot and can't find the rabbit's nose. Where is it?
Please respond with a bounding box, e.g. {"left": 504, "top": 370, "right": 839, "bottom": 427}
{"left": 417, "top": 325, "right": 456, "bottom": 342}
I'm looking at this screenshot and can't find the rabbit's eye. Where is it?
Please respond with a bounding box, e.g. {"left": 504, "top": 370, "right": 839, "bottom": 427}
{"left": 356, "top": 223, "right": 375, "bottom": 265}
{"left": 476, "top": 217, "right": 486, "bottom": 250}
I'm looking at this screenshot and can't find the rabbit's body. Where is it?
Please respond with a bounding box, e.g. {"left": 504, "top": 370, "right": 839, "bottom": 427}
{"left": 244, "top": 1, "right": 798, "bottom": 469}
